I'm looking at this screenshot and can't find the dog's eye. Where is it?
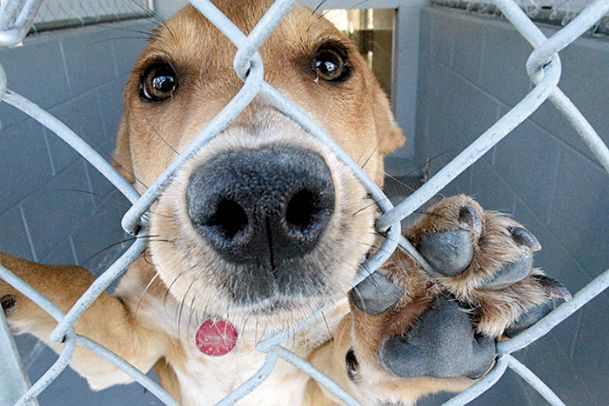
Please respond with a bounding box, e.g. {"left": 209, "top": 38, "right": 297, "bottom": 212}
{"left": 311, "top": 46, "right": 351, "bottom": 82}
{"left": 140, "top": 63, "right": 178, "bottom": 101}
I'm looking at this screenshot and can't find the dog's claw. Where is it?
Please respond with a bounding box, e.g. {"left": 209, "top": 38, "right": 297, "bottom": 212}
{"left": 508, "top": 226, "right": 541, "bottom": 252}
{"left": 350, "top": 272, "right": 403, "bottom": 315}
{"left": 482, "top": 252, "right": 533, "bottom": 291}
{"left": 378, "top": 296, "right": 495, "bottom": 379}
{"left": 1, "top": 295, "right": 16, "bottom": 312}
{"left": 504, "top": 298, "right": 564, "bottom": 337}
{"left": 459, "top": 206, "right": 482, "bottom": 234}
{"left": 418, "top": 230, "right": 474, "bottom": 277}
{"left": 505, "top": 276, "right": 572, "bottom": 337}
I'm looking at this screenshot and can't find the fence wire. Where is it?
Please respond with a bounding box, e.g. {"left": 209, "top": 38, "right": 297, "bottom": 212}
{"left": 432, "top": 0, "right": 609, "bottom": 34}
{"left": 33, "top": 0, "right": 152, "bottom": 32}
{"left": 1, "top": 0, "right": 609, "bottom": 405}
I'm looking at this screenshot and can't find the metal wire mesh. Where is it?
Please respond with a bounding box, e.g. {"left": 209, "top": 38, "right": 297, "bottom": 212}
{"left": 34, "top": 0, "right": 151, "bottom": 24}
{"left": 20, "top": 0, "right": 152, "bottom": 33}
{"left": 432, "top": 0, "right": 609, "bottom": 34}
{"left": 1, "top": 0, "right": 609, "bottom": 405}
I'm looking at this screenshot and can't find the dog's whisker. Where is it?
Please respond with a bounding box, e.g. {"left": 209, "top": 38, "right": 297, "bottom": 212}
{"left": 94, "top": 24, "right": 155, "bottom": 37}
{"left": 163, "top": 271, "right": 185, "bottom": 309}
{"left": 352, "top": 200, "right": 379, "bottom": 217}
{"left": 131, "top": 0, "right": 179, "bottom": 44}
{"left": 359, "top": 144, "right": 379, "bottom": 170}
{"left": 135, "top": 272, "right": 161, "bottom": 318}
{"left": 322, "top": 1, "right": 370, "bottom": 20}
{"left": 141, "top": 250, "right": 155, "bottom": 266}
{"left": 312, "top": 0, "right": 329, "bottom": 14}
{"left": 151, "top": 126, "right": 180, "bottom": 156}
{"left": 351, "top": 286, "right": 369, "bottom": 313}
{"left": 177, "top": 278, "right": 196, "bottom": 341}
{"left": 320, "top": 311, "right": 333, "bottom": 341}
{"left": 126, "top": 0, "right": 168, "bottom": 31}
{"left": 109, "top": 156, "right": 150, "bottom": 190}
{"left": 88, "top": 36, "right": 151, "bottom": 47}
{"left": 187, "top": 293, "right": 199, "bottom": 334}
{"left": 384, "top": 172, "right": 420, "bottom": 194}
{"left": 80, "top": 234, "right": 164, "bottom": 264}
{"left": 357, "top": 262, "right": 386, "bottom": 294}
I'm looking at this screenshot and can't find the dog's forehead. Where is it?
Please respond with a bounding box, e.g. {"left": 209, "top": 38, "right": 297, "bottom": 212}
{"left": 144, "top": 2, "right": 348, "bottom": 65}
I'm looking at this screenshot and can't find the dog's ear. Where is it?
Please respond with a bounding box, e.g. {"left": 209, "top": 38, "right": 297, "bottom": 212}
{"left": 112, "top": 116, "right": 135, "bottom": 184}
{"left": 373, "top": 84, "right": 405, "bottom": 156}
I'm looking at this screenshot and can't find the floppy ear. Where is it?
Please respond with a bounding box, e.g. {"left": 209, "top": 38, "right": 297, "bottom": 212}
{"left": 373, "top": 85, "right": 405, "bottom": 156}
{"left": 112, "top": 116, "right": 135, "bottom": 184}
{"left": 370, "top": 83, "right": 405, "bottom": 186}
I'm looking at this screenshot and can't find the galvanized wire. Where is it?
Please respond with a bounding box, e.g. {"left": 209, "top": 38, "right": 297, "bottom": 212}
{"left": 431, "top": 0, "right": 609, "bottom": 35}
{"left": 0, "top": 0, "right": 609, "bottom": 405}
{"left": 31, "top": 0, "right": 152, "bottom": 32}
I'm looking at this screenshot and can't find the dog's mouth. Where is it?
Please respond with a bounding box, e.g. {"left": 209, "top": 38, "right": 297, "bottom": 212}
{"left": 185, "top": 146, "right": 342, "bottom": 306}
{"left": 149, "top": 140, "right": 377, "bottom": 325}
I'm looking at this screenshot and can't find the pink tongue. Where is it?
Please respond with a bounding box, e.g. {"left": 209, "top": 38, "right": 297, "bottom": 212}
{"left": 195, "top": 319, "right": 238, "bottom": 356}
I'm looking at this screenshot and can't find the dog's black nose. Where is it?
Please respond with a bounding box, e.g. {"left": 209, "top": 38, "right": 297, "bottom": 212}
{"left": 187, "top": 147, "right": 335, "bottom": 269}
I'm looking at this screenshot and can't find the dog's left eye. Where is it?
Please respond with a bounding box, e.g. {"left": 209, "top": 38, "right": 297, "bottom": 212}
{"left": 311, "top": 45, "right": 351, "bottom": 82}
{"left": 140, "top": 63, "right": 178, "bottom": 101}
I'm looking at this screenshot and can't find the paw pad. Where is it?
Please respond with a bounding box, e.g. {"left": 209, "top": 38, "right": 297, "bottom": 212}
{"left": 418, "top": 230, "right": 474, "bottom": 277}
{"left": 482, "top": 252, "right": 533, "bottom": 291}
{"left": 505, "top": 276, "right": 572, "bottom": 337}
{"left": 508, "top": 226, "right": 541, "bottom": 251}
{"left": 350, "top": 272, "right": 403, "bottom": 314}
{"left": 378, "top": 296, "right": 495, "bottom": 380}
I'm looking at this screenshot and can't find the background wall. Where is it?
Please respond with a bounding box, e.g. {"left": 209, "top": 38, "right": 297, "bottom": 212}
{"left": 0, "top": 19, "right": 163, "bottom": 404}
{"left": 415, "top": 5, "right": 609, "bottom": 405}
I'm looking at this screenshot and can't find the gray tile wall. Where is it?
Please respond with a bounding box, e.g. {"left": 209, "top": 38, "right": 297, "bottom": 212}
{"left": 416, "top": 6, "right": 609, "bottom": 405}
{"left": 0, "top": 20, "right": 162, "bottom": 405}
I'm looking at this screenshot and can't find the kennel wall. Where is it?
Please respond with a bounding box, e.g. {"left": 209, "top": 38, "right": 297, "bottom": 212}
{"left": 0, "top": 14, "right": 162, "bottom": 406}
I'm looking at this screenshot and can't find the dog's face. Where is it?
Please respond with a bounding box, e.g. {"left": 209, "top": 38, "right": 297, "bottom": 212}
{"left": 114, "top": 1, "right": 404, "bottom": 328}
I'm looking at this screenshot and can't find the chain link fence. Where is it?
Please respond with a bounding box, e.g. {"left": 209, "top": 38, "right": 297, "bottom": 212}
{"left": 432, "top": 0, "right": 609, "bottom": 34}
{"left": 16, "top": 0, "right": 153, "bottom": 33}
{"left": 1, "top": 0, "right": 609, "bottom": 404}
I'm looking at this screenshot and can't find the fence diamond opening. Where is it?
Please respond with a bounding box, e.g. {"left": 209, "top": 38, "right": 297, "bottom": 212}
{"left": 1, "top": 0, "right": 609, "bottom": 405}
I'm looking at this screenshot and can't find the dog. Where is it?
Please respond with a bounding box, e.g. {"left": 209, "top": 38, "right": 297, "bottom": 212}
{"left": 0, "top": 2, "right": 571, "bottom": 405}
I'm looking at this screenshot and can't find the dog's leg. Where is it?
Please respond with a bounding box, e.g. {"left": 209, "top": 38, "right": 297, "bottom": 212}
{"left": 0, "top": 253, "right": 168, "bottom": 390}
{"left": 309, "top": 195, "right": 570, "bottom": 405}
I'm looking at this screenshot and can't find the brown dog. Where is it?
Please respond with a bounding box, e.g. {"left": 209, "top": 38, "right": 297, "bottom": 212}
{"left": 1, "top": 2, "right": 570, "bottom": 405}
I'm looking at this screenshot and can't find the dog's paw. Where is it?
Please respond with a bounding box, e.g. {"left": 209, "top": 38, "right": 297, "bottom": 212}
{"left": 406, "top": 195, "right": 571, "bottom": 338}
{"left": 346, "top": 195, "right": 571, "bottom": 394}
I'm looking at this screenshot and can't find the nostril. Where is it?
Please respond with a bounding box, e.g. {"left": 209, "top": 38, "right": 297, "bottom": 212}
{"left": 285, "top": 189, "right": 322, "bottom": 234}
{"left": 187, "top": 147, "right": 335, "bottom": 266}
{"left": 208, "top": 199, "right": 248, "bottom": 239}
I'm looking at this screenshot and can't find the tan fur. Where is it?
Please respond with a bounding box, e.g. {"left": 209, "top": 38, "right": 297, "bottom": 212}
{"left": 0, "top": 3, "right": 551, "bottom": 405}
{"left": 406, "top": 195, "right": 551, "bottom": 337}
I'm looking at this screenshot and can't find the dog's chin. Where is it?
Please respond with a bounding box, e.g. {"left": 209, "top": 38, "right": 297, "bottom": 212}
{"left": 232, "top": 294, "right": 328, "bottom": 325}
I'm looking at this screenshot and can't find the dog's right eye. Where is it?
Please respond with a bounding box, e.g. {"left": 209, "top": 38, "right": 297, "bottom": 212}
{"left": 139, "top": 63, "right": 178, "bottom": 102}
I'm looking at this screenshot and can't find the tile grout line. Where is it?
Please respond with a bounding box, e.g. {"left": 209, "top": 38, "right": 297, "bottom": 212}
{"left": 59, "top": 41, "right": 74, "bottom": 98}
{"left": 18, "top": 204, "right": 38, "bottom": 262}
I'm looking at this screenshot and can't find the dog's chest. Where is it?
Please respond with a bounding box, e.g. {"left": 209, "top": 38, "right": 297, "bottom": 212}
{"left": 172, "top": 338, "right": 309, "bottom": 405}
{"left": 136, "top": 282, "right": 348, "bottom": 404}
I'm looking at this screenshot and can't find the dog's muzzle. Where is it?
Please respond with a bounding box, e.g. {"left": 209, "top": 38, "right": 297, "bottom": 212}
{"left": 187, "top": 146, "right": 335, "bottom": 271}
